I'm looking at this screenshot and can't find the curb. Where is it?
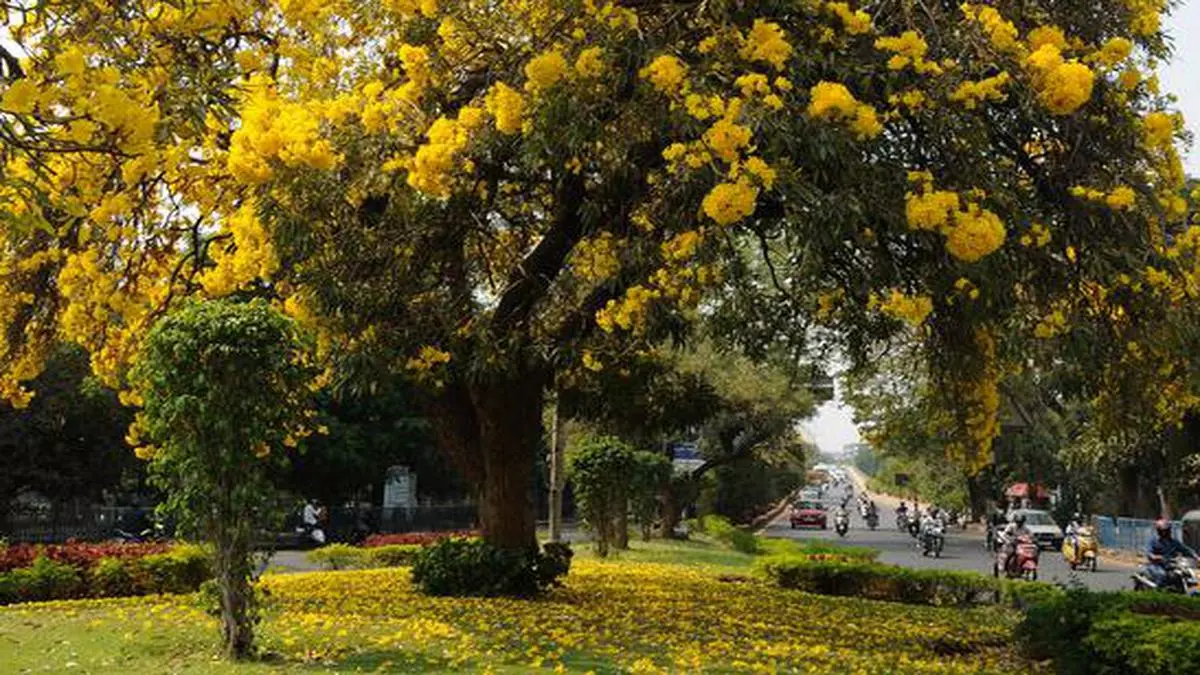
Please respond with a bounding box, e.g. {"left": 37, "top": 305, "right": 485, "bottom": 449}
{"left": 753, "top": 492, "right": 797, "bottom": 534}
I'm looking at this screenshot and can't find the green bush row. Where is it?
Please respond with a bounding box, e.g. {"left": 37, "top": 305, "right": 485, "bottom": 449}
{"left": 304, "top": 543, "right": 424, "bottom": 570}
{"left": 1019, "top": 588, "right": 1200, "bottom": 675}
{"left": 757, "top": 556, "right": 1056, "bottom": 608}
{"left": 0, "top": 545, "right": 211, "bottom": 604}
{"left": 758, "top": 538, "right": 879, "bottom": 562}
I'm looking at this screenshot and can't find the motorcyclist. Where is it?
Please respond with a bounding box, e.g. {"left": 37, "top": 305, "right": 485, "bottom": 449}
{"left": 999, "top": 513, "right": 1031, "bottom": 573}
{"left": 897, "top": 501, "right": 909, "bottom": 520}
{"left": 1144, "top": 518, "right": 1198, "bottom": 587}
{"left": 1065, "top": 512, "right": 1085, "bottom": 550}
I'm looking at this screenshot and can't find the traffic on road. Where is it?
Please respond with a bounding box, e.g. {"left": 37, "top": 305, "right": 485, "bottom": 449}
{"left": 768, "top": 466, "right": 1141, "bottom": 592}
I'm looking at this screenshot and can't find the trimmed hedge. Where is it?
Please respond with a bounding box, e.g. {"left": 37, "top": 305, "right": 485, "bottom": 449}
{"left": 0, "top": 541, "right": 173, "bottom": 573}
{"left": 758, "top": 556, "right": 1057, "bottom": 608}
{"left": 305, "top": 544, "right": 424, "bottom": 570}
{"left": 0, "top": 545, "right": 211, "bottom": 604}
{"left": 1019, "top": 588, "right": 1200, "bottom": 675}
{"left": 759, "top": 538, "right": 880, "bottom": 563}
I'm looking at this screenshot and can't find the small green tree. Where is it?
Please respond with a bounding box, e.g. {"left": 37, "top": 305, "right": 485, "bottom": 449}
{"left": 129, "top": 299, "right": 313, "bottom": 659}
{"left": 630, "top": 452, "right": 672, "bottom": 542}
{"left": 568, "top": 437, "right": 635, "bottom": 557}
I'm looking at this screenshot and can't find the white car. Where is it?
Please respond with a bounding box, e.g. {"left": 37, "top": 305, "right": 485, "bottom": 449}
{"left": 1010, "top": 509, "right": 1064, "bottom": 550}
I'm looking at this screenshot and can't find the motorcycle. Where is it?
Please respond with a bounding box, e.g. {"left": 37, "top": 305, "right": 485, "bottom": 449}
{"left": 865, "top": 510, "right": 879, "bottom": 530}
{"left": 920, "top": 521, "right": 945, "bottom": 558}
{"left": 1132, "top": 556, "right": 1200, "bottom": 595}
{"left": 835, "top": 511, "right": 849, "bottom": 537}
{"left": 994, "top": 534, "right": 1040, "bottom": 581}
{"left": 896, "top": 512, "right": 909, "bottom": 531}
{"left": 907, "top": 516, "right": 921, "bottom": 538}
{"left": 1062, "top": 526, "right": 1099, "bottom": 572}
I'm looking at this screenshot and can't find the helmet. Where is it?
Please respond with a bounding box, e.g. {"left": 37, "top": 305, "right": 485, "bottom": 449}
{"left": 1155, "top": 518, "right": 1172, "bottom": 534}
{"left": 1013, "top": 514, "right": 1026, "bottom": 526}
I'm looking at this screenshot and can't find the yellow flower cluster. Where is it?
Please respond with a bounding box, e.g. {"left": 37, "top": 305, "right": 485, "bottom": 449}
{"left": 407, "top": 107, "right": 486, "bottom": 198}
{"left": 1020, "top": 223, "right": 1052, "bottom": 248}
{"left": 876, "top": 289, "right": 934, "bottom": 326}
{"left": 199, "top": 201, "right": 279, "bottom": 297}
{"left": 1090, "top": 37, "right": 1134, "bottom": 68}
{"left": 906, "top": 178, "right": 1006, "bottom": 262}
{"left": 826, "top": 2, "right": 873, "bottom": 35}
{"left": 405, "top": 345, "right": 451, "bottom": 372}
{"left": 1123, "top": 0, "right": 1165, "bottom": 36}
{"left": 1070, "top": 184, "right": 1138, "bottom": 210}
{"left": 228, "top": 76, "right": 343, "bottom": 185}
{"left": 807, "top": 81, "right": 882, "bottom": 140}
{"left": 946, "top": 205, "right": 1008, "bottom": 263}
{"left": 661, "top": 230, "right": 704, "bottom": 262}
{"left": 596, "top": 284, "right": 662, "bottom": 333}
{"left": 524, "top": 50, "right": 569, "bottom": 92}
{"left": 1034, "top": 308, "right": 1068, "bottom": 339}
{"left": 639, "top": 54, "right": 688, "bottom": 94}
{"left": 874, "top": 31, "right": 942, "bottom": 74}
{"left": 961, "top": 4, "right": 1020, "bottom": 54}
{"left": 1142, "top": 111, "right": 1176, "bottom": 149}
{"left": 739, "top": 20, "right": 793, "bottom": 70}
{"left": 574, "top": 47, "right": 607, "bottom": 79}
{"left": 1026, "top": 45, "right": 1095, "bottom": 115}
{"left": 1027, "top": 25, "right": 1069, "bottom": 51}
{"left": 485, "top": 82, "right": 526, "bottom": 135}
{"left": 701, "top": 179, "right": 758, "bottom": 226}
{"left": 949, "top": 72, "right": 1011, "bottom": 109}
{"left": 571, "top": 232, "right": 622, "bottom": 282}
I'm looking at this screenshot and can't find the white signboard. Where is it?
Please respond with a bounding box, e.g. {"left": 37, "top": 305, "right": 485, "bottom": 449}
{"left": 383, "top": 465, "right": 417, "bottom": 509}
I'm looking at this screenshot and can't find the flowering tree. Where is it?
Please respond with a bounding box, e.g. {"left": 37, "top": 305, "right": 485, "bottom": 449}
{"left": 0, "top": 0, "right": 1193, "bottom": 555}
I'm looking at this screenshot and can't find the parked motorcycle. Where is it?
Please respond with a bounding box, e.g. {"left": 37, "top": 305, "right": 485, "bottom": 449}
{"left": 1132, "top": 556, "right": 1200, "bottom": 595}
{"left": 994, "top": 534, "right": 1039, "bottom": 581}
{"left": 1062, "top": 526, "right": 1099, "bottom": 572}
{"left": 835, "top": 511, "right": 849, "bottom": 537}
{"left": 920, "top": 520, "right": 946, "bottom": 558}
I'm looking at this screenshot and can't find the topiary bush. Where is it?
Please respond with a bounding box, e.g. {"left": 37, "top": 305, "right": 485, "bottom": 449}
{"left": 366, "top": 544, "right": 424, "bottom": 567}
{"left": 411, "top": 538, "right": 572, "bottom": 597}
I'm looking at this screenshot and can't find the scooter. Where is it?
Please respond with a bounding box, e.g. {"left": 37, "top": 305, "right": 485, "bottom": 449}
{"left": 1132, "top": 556, "right": 1200, "bottom": 595}
{"left": 994, "top": 534, "right": 1039, "bottom": 581}
{"left": 920, "top": 521, "right": 945, "bottom": 558}
{"left": 835, "top": 511, "right": 849, "bottom": 537}
{"left": 295, "top": 525, "right": 327, "bottom": 548}
{"left": 1062, "top": 526, "right": 1099, "bottom": 572}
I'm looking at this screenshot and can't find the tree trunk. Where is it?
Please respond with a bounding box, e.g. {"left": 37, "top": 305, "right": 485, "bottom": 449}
{"left": 547, "top": 390, "right": 566, "bottom": 543}
{"left": 474, "top": 371, "right": 544, "bottom": 551}
{"left": 614, "top": 504, "right": 629, "bottom": 550}
{"left": 213, "top": 523, "right": 254, "bottom": 659}
{"left": 966, "top": 472, "right": 987, "bottom": 523}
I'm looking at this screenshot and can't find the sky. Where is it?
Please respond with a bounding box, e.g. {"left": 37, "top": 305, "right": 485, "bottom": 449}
{"left": 803, "top": 4, "right": 1200, "bottom": 457}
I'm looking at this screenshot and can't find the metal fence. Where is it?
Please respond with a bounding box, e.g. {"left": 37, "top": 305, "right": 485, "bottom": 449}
{"left": 2, "top": 503, "right": 480, "bottom": 545}
{"left": 1094, "top": 515, "right": 1182, "bottom": 552}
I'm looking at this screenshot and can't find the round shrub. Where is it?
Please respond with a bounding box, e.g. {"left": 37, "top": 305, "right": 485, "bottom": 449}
{"left": 411, "top": 538, "right": 572, "bottom": 597}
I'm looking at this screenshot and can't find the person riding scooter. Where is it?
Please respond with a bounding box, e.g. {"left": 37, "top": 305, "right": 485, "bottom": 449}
{"left": 999, "top": 513, "right": 1031, "bottom": 573}
{"left": 1143, "top": 518, "right": 1197, "bottom": 588}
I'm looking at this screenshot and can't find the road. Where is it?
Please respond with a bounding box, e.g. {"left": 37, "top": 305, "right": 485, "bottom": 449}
{"left": 763, "top": 479, "right": 1136, "bottom": 592}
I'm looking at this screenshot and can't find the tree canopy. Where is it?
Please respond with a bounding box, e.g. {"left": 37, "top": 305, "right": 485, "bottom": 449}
{"left": 1, "top": 0, "right": 1194, "bottom": 548}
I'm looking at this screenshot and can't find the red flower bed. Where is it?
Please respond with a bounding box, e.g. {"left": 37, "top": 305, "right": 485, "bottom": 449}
{"left": 0, "top": 540, "right": 172, "bottom": 573}
{"left": 362, "top": 530, "right": 479, "bottom": 548}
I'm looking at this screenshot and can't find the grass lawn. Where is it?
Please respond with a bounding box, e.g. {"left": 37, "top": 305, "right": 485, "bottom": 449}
{"left": 0, "top": 538, "right": 1042, "bottom": 673}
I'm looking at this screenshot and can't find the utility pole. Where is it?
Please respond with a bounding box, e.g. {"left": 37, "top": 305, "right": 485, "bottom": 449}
{"left": 548, "top": 388, "right": 566, "bottom": 543}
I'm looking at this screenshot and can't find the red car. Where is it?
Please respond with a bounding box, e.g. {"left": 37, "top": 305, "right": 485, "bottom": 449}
{"left": 790, "top": 501, "right": 827, "bottom": 529}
